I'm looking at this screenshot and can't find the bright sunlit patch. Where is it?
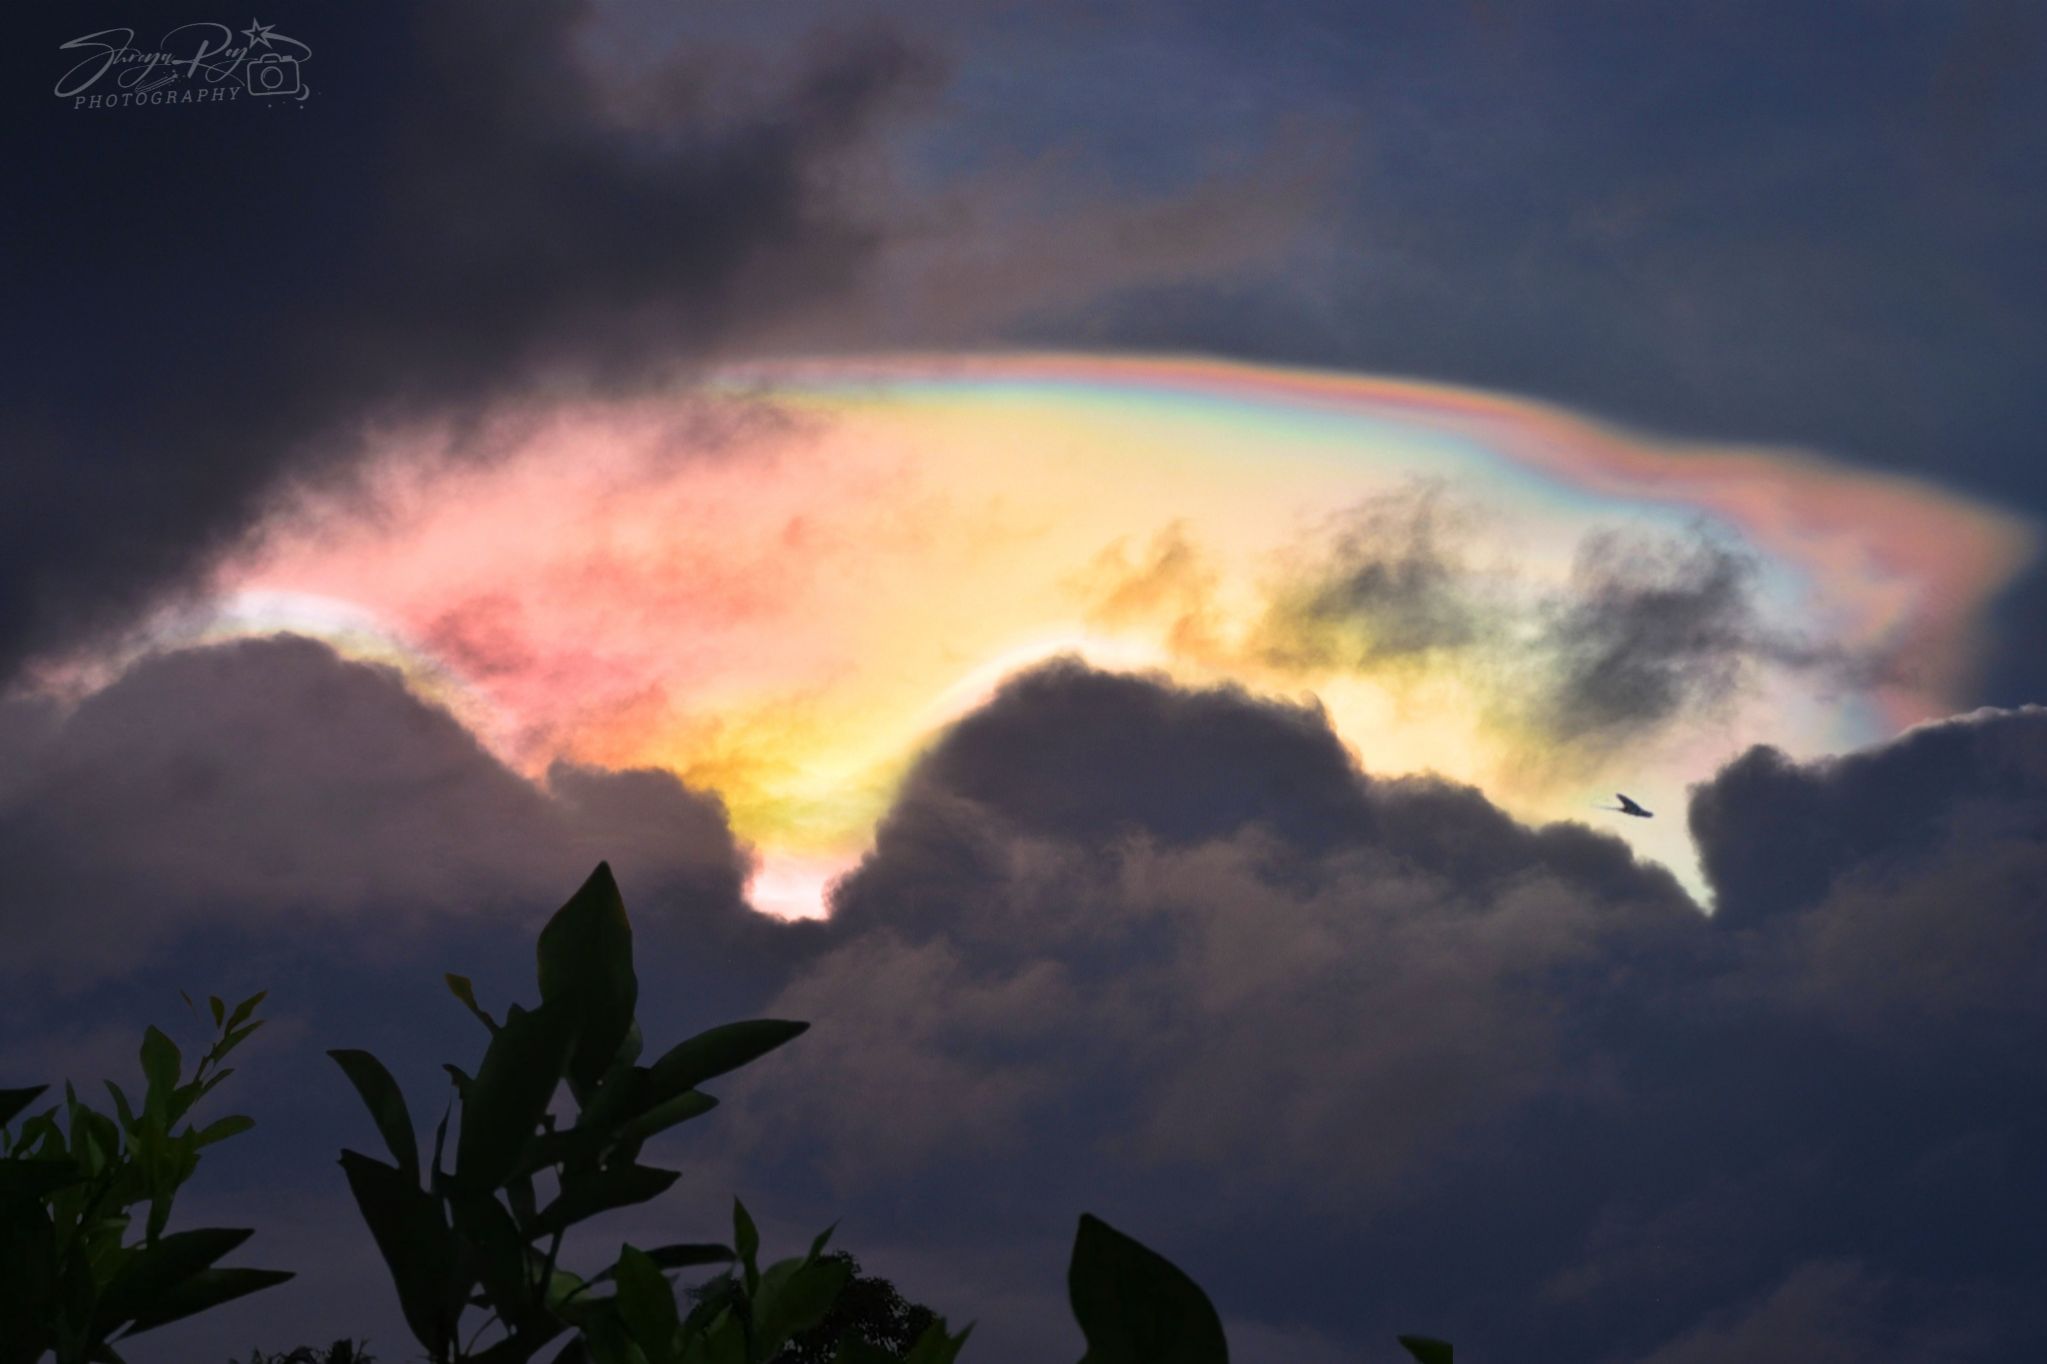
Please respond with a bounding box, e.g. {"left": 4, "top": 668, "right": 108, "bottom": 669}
{"left": 47, "top": 353, "right": 2033, "bottom": 914}
{"left": 746, "top": 852, "right": 860, "bottom": 922}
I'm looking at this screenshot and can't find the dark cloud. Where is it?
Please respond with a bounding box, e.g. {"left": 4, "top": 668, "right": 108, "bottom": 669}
{"left": 1255, "top": 482, "right": 1496, "bottom": 670}
{"left": 7, "top": 658, "right": 2042, "bottom": 1360}
{"left": 1689, "top": 706, "right": 2047, "bottom": 930}
{"left": 1, "top": 1, "right": 939, "bottom": 675}
{"left": 1534, "top": 528, "right": 1848, "bottom": 744}
{"left": 686, "top": 666, "right": 2047, "bottom": 1360}
{"left": 0, "top": 635, "right": 794, "bottom": 992}
{"left": 1229, "top": 487, "right": 1864, "bottom": 750}
{"left": 1690, "top": 707, "right": 2047, "bottom": 1045}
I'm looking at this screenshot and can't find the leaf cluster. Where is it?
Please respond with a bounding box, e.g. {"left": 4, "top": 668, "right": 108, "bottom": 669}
{"left": 0, "top": 993, "right": 286, "bottom": 1364}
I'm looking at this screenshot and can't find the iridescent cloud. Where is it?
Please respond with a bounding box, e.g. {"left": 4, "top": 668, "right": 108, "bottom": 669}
{"left": 112, "top": 354, "right": 2036, "bottom": 913}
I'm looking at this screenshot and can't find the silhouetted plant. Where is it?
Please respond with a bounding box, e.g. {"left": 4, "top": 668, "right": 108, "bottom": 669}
{"left": 1065, "top": 1213, "right": 1454, "bottom": 1363}
{"left": 748, "top": 1253, "right": 936, "bottom": 1363}
{"left": 328, "top": 862, "right": 940, "bottom": 1363}
{"left": 325, "top": 861, "right": 1439, "bottom": 1364}
{"left": 0, "top": 992, "right": 290, "bottom": 1364}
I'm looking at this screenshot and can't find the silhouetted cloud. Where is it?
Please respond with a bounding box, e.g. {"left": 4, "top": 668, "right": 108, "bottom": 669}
{"left": 1255, "top": 483, "right": 1496, "bottom": 670}
{"left": 1182, "top": 487, "right": 1871, "bottom": 751}
{"left": 1690, "top": 706, "right": 2047, "bottom": 1046}
{"left": 688, "top": 666, "right": 2047, "bottom": 1360}
{"left": 1533, "top": 529, "right": 1850, "bottom": 744}
{"left": 6, "top": 655, "right": 2042, "bottom": 1360}
{"left": 0, "top": 636, "right": 775, "bottom": 991}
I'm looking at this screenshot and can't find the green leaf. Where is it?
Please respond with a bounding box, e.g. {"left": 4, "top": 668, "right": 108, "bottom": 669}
{"left": 733, "top": 1199, "right": 759, "bottom": 1284}
{"left": 208, "top": 996, "right": 225, "bottom": 1028}
{"left": 0, "top": 1157, "right": 88, "bottom": 1207}
{"left": 547, "top": 1242, "right": 733, "bottom": 1321}
{"left": 101, "top": 1081, "right": 138, "bottom": 1136}
{"left": 115, "top": 1266, "right": 294, "bottom": 1336}
{"left": 536, "top": 863, "right": 639, "bottom": 1099}
{"left": 328, "top": 1050, "right": 421, "bottom": 1184}
{"left": 572, "top": 1306, "right": 642, "bottom": 1364}
{"left": 612, "top": 1018, "right": 644, "bottom": 1070}
{"left": 193, "top": 1114, "right": 255, "bottom": 1148}
{"left": 806, "top": 1221, "right": 838, "bottom": 1262}
{"left": 645, "top": 1021, "right": 808, "bottom": 1104}
{"left": 900, "top": 1320, "right": 975, "bottom": 1364}
{"left": 1068, "top": 1213, "right": 1228, "bottom": 1364}
{"left": 165, "top": 1075, "right": 214, "bottom": 1127}
{"left": 448, "top": 1187, "right": 536, "bottom": 1327}
{"left": 613, "top": 1244, "right": 682, "bottom": 1364}
{"left": 139, "top": 1028, "right": 181, "bottom": 1119}
{"left": 0, "top": 1086, "right": 46, "bottom": 1131}
{"left": 338, "top": 1149, "right": 456, "bottom": 1358}
{"left": 530, "top": 1162, "right": 682, "bottom": 1237}
{"left": 445, "top": 973, "right": 500, "bottom": 1035}
{"left": 1396, "top": 1335, "right": 1454, "bottom": 1364}
{"left": 76, "top": 1107, "right": 122, "bottom": 1177}
{"left": 146, "top": 1184, "right": 176, "bottom": 1244}
{"left": 431, "top": 1101, "right": 452, "bottom": 1183}
{"left": 187, "top": 1069, "right": 234, "bottom": 1111}
{"left": 507, "top": 1169, "right": 539, "bottom": 1231}
{"left": 576, "top": 1065, "right": 651, "bottom": 1138}
{"left": 618, "top": 1090, "right": 717, "bottom": 1145}
{"left": 754, "top": 1253, "right": 852, "bottom": 1357}
{"left": 91, "top": 1226, "right": 251, "bottom": 1336}
{"left": 224, "top": 991, "right": 267, "bottom": 1033}
{"left": 209, "top": 1020, "right": 265, "bottom": 1066}
{"left": 455, "top": 1000, "right": 575, "bottom": 1192}
{"left": 513, "top": 1124, "right": 609, "bottom": 1179}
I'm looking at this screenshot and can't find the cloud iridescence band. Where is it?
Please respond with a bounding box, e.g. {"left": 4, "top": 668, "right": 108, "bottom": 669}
{"left": 136, "top": 354, "right": 2035, "bottom": 914}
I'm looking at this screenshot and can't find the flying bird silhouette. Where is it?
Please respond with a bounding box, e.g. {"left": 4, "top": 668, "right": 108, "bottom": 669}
{"left": 1595, "top": 793, "right": 1654, "bottom": 818}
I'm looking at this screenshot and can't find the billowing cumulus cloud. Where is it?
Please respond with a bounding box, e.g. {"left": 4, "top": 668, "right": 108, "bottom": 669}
{"left": 0, "top": 636, "right": 778, "bottom": 991}
{"left": 1689, "top": 705, "right": 2047, "bottom": 1038}
{"left": 682, "top": 667, "right": 2047, "bottom": 1361}
{"left": 4, "top": 653, "right": 2042, "bottom": 1360}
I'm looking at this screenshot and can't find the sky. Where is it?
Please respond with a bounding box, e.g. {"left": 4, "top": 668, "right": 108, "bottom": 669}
{"left": 3, "top": 2, "right": 2045, "bottom": 1361}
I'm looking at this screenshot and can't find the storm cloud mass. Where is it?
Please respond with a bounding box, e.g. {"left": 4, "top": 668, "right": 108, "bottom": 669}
{"left": 718, "top": 663, "right": 2047, "bottom": 1361}
{"left": 2, "top": 647, "right": 2043, "bottom": 1360}
{"left": 2, "top": 0, "right": 939, "bottom": 672}
{"left": 0, "top": 637, "right": 778, "bottom": 991}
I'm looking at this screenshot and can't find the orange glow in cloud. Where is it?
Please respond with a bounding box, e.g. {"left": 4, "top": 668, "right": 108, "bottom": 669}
{"left": 116, "top": 354, "right": 2033, "bottom": 915}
